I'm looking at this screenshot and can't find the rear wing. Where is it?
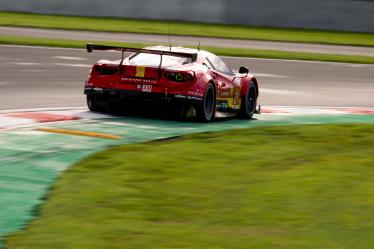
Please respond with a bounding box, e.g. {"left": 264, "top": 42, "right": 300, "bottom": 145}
{"left": 87, "top": 44, "right": 198, "bottom": 61}
{"left": 86, "top": 43, "right": 198, "bottom": 77}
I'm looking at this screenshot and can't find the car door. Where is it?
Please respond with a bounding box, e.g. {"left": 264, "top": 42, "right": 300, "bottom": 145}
{"left": 206, "top": 55, "right": 241, "bottom": 112}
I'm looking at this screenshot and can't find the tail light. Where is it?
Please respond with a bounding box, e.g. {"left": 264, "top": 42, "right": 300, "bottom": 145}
{"left": 92, "top": 65, "right": 118, "bottom": 75}
{"left": 93, "top": 65, "right": 102, "bottom": 74}
{"left": 164, "top": 71, "right": 195, "bottom": 83}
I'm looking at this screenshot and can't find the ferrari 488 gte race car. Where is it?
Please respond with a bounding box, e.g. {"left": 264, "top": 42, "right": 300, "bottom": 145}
{"left": 84, "top": 44, "right": 260, "bottom": 122}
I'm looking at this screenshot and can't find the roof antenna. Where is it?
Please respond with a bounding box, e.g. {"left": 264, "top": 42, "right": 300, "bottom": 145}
{"left": 168, "top": 23, "right": 172, "bottom": 51}
{"left": 197, "top": 41, "right": 201, "bottom": 51}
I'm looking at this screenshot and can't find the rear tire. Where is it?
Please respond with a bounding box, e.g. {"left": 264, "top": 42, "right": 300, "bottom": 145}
{"left": 196, "top": 83, "right": 216, "bottom": 122}
{"left": 239, "top": 81, "right": 257, "bottom": 119}
{"left": 86, "top": 94, "right": 98, "bottom": 112}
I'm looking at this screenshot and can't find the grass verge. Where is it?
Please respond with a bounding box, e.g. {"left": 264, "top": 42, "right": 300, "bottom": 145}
{"left": 1, "top": 11, "right": 374, "bottom": 47}
{"left": 2, "top": 35, "right": 374, "bottom": 64}
{"left": 6, "top": 124, "right": 374, "bottom": 249}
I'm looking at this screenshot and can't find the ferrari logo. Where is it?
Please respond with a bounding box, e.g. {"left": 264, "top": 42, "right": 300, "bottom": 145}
{"left": 135, "top": 66, "right": 145, "bottom": 77}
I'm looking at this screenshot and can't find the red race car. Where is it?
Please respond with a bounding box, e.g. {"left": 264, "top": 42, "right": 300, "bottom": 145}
{"left": 84, "top": 44, "right": 260, "bottom": 122}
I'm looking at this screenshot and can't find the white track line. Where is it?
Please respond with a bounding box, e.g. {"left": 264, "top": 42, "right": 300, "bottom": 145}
{"left": 10, "top": 62, "right": 42, "bottom": 66}
{"left": 0, "top": 81, "right": 13, "bottom": 86}
{"left": 266, "top": 105, "right": 374, "bottom": 109}
{"left": 52, "top": 63, "right": 92, "bottom": 68}
{"left": 1, "top": 106, "right": 373, "bottom": 114}
{"left": 232, "top": 70, "right": 288, "bottom": 78}
{"left": 254, "top": 73, "right": 289, "bottom": 78}
{"left": 1, "top": 44, "right": 373, "bottom": 66}
{"left": 0, "top": 107, "right": 85, "bottom": 114}
{"left": 54, "top": 56, "right": 87, "bottom": 60}
{"left": 222, "top": 55, "right": 374, "bottom": 67}
{"left": 0, "top": 44, "right": 82, "bottom": 51}
{"left": 261, "top": 88, "right": 305, "bottom": 95}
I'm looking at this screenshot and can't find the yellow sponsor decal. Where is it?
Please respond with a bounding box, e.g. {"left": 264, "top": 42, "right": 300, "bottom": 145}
{"left": 135, "top": 66, "right": 145, "bottom": 77}
{"left": 237, "top": 98, "right": 242, "bottom": 109}
{"left": 217, "top": 97, "right": 234, "bottom": 108}
{"left": 217, "top": 96, "right": 241, "bottom": 110}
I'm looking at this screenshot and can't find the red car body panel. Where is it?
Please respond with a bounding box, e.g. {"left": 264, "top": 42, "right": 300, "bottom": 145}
{"left": 84, "top": 44, "right": 259, "bottom": 115}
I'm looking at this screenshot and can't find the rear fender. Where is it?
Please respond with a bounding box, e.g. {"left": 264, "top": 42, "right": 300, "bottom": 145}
{"left": 193, "top": 71, "right": 217, "bottom": 94}
{"left": 240, "top": 76, "right": 258, "bottom": 97}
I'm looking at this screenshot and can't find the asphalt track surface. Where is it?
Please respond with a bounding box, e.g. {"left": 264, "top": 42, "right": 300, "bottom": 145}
{"left": 2, "top": 26, "right": 374, "bottom": 56}
{"left": 0, "top": 45, "right": 373, "bottom": 110}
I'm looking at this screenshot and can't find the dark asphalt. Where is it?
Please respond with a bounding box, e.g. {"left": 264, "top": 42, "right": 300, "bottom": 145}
{"left": 0, "top": 45, "right": 373, "bottom": 110}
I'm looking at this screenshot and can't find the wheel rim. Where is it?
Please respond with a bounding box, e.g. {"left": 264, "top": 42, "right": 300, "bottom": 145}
{"left": 204, "top": 87, "right": 214, "bottom": 119}
{"left": 247, "top": 87, "right": 256, "bottom": 113}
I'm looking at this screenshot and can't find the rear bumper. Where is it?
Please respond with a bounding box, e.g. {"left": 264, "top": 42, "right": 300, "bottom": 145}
{"left": 84, "top": 87, "right": 203, "bottom": 104}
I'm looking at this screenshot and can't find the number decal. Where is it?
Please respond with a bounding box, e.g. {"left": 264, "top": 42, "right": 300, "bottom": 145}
{"left": 142, "top": 84, "right": 152, "bottom": 92}
{"left": 136, "top": 66, "right": 145, "bottom": 77}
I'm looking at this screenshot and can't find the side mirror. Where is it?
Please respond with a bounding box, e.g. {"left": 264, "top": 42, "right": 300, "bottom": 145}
{"left": 239, "top": 66, "right": 249, "bottom": 74}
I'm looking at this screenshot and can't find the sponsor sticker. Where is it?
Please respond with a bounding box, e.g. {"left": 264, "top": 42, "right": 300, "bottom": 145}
{"left": 217, "top": 100, "right": 229, "bottom": 109}
{"left": 220, "top": 90, "right": 230, "bottom": 97}
{"left": 142, "top": 84, "right": 152, "bottom": 92}
{"left": 121, "top": 77, "right": 157, "bottom": 84}
{"left": 136, "top": 66, "right": 145, "bottom": 77}
{"left": 187, "top": 90, "right": 203, "bottom": 97}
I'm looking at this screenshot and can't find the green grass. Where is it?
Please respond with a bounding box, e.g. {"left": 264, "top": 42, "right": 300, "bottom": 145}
{"left": 2, "top": 35, "right": 374, "bottom": 64}
{"left": 1, "top": 12, "right": 374, "bottom": 47}
{"left": 6, "top": 124, "right": 374, "bottom": 249}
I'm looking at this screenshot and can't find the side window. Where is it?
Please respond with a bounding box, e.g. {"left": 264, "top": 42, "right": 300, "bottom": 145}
{"left": 207, "top": 55, "right": 234, "bottom": 76}
{"left": 202, "top": 58, "right": 213, "bottom": 69}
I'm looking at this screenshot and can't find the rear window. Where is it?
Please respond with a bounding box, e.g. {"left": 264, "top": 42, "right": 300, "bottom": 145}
{"left": 129, "top": 53, "right": 191, "bottom": 68}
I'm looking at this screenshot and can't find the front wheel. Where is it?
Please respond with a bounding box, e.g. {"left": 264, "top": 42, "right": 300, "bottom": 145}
{"left": 239, "top": 81, "right": 257, "bottom": 119}
{"left": 196, "top": 83, "right": 216, "bottom": 122}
